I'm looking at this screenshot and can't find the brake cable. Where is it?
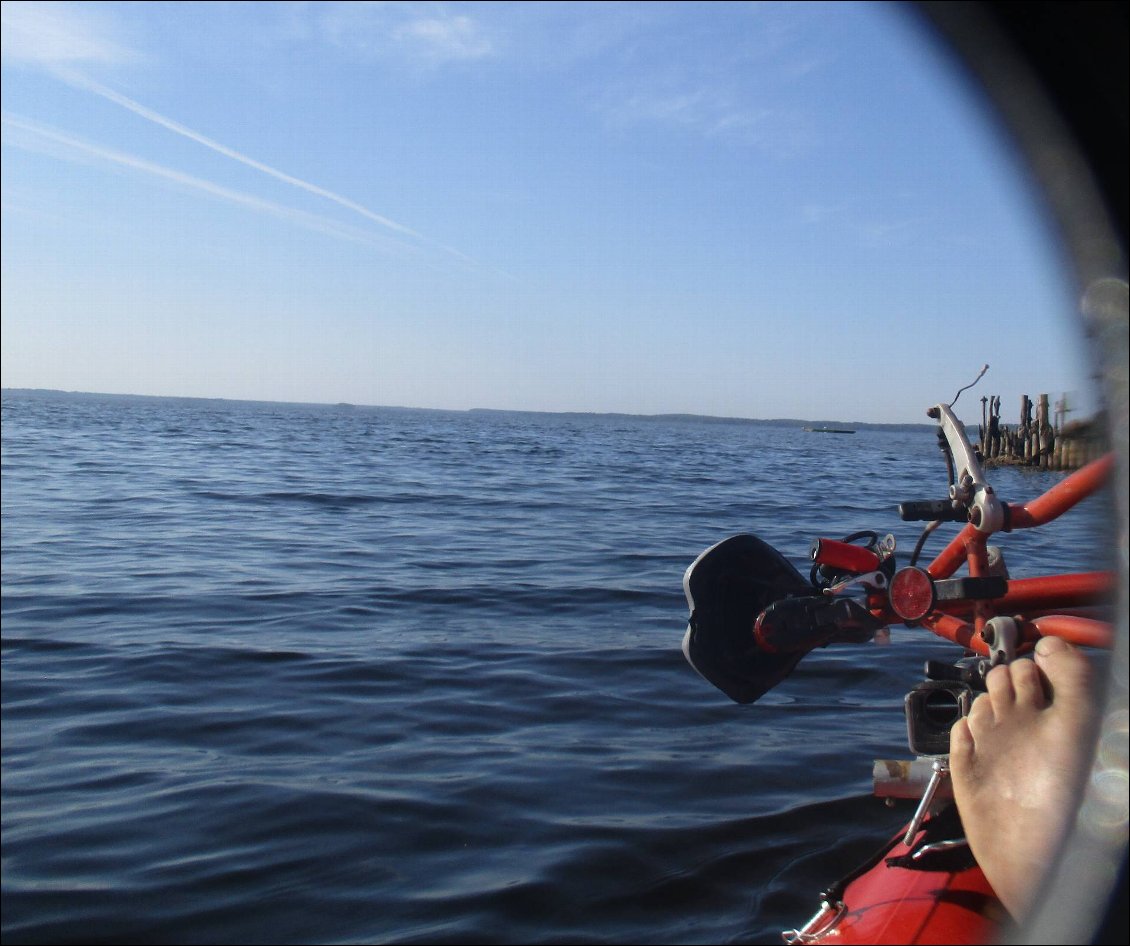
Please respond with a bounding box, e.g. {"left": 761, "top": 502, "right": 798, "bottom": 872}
{"left": 909, "top": 520, "right": 941, "bottom": 568}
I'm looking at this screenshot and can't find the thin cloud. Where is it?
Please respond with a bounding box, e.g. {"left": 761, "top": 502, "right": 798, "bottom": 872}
{"left": 801, "top": 202, "right": 846, "bottom": 224}
{"left": 621, "top": 90, "right": 707, "bottom": 125}
{"left": 392, "top": 14, "right": 494, "bottom": 61}
{"left": 581, "top": 4, "right": 825, "bottom": 158}
{"left": 319, "top": 3, "right": 495, "bottom": 65}
{"left": 0, "top": 1, "right": 134, "bottom": 66}
{"left": 600, "top": 82, "right": 814, "bottom": 158}
{"left": 1, "top": 113, "right": 417, "bottom": 255}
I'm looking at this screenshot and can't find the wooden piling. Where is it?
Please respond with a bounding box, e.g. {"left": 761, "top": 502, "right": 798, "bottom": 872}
{"left": 980, "top": 393, "right": 1104, "bottom": 471}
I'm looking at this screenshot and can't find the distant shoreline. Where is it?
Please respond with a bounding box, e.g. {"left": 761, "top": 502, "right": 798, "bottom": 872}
{"left": 1, "top": 387, "right": 937, "bottom": 433}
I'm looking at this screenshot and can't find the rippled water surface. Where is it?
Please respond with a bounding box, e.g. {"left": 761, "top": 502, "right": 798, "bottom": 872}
{"left": 1, "top": 390, "right": 1111, "bottom": 944}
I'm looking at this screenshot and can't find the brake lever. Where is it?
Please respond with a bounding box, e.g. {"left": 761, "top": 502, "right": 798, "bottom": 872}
{"left": 928, "top": 402, "right": 1005, "bottom": 533}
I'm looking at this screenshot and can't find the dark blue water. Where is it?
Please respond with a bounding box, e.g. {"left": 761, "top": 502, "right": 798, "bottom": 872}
{"left": 1, "top": 390, "right": 1111, "bottom": 944}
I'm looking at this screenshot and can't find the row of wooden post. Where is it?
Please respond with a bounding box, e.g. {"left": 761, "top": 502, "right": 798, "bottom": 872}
{"left": 977, "top": 393, "right": 1103, "bottom": 471}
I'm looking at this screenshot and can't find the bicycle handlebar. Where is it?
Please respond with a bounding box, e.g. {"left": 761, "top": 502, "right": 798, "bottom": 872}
{"left": 681, "top": 408, "right": 1115, "bottom": 708}
{"left": 898, "top": 500, "right": 967, "bottom": 523}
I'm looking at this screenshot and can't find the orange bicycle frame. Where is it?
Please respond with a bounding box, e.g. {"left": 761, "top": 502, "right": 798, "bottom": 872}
{"left": 904, "top": 453, "right": 1116, "bottom": 654}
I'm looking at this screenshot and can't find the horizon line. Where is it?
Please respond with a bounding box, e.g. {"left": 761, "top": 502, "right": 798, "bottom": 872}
{"left": 1, "top": 386, "right": 945, "bottom": 429}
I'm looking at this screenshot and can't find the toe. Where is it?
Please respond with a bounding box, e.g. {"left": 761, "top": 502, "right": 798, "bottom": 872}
{"left": 965, "top": 689, "right": 995, "bottom": 731}
{"left": 1009, "top": 658, "right": 1048, "bottom": 709}
{"left": 950, "top": 716, "right": 975, "bottom": 765}
{"left": 1034, "top": 637, "right": 1093, "bottom": 705}
{"left": 984, "top": 662, "right": 1015, "bottom": 706}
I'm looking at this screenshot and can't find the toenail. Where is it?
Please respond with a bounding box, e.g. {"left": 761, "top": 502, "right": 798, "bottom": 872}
{"left": 1035, "top": 636, "right": 1063, "bottom": 656}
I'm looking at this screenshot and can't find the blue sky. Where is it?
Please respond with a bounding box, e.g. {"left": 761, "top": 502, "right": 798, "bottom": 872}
{"left": 0, "top": 1, "right": 1099, "bottom": 424}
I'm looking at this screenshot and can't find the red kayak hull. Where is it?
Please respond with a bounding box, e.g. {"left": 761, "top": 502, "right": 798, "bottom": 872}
{"left": 789, "top": 830, "right": 1006, "bottom": 944}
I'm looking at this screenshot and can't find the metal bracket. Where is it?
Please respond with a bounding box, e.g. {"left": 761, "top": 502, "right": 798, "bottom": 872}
{"left": 911, "top": 838, "right": 970, "bottom": 861}
{"left": 824, "top": 570, "right": 888, "bottom": 596}
{"left": 982, "top": 615, "right": 1019, "bottom": 665}
{"left": 782, "top": 899, "right": 847, "bottom": 944}
{"left": 902, "top": 757, "right": 950, "bottom": 846}
{"left": 934, "top": 576, "right": 1008, "bottom": 601}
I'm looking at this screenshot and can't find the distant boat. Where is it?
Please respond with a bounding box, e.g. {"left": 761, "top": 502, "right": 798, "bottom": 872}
{"left": 803, "top": 425, "right": 856, "bottom": 434}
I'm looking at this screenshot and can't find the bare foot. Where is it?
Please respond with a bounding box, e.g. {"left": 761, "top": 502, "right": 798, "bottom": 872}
{"left": 950, "top": 636, "right": 1098, "bottom": 921}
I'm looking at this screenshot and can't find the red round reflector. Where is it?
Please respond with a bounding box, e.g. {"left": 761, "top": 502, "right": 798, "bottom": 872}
{"left": 890, "top": 567, "right": 936, "bottom": 622}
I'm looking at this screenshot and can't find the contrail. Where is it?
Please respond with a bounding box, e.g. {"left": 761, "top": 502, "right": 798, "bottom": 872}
{"left": 1, "top": 112, "right": 416, "bottom": 254}
{"left": 49, "top": 65, "right": 477, "bottom": 260}
{"left": 52, "top": 68, "right": 422, "bottom": 239}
